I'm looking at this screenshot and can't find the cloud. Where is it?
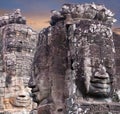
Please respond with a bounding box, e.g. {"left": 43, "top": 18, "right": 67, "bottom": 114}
{"left": 24, "top": 10, "right": 50, "bottom": 30}
{"left": 26, "top": 15, "right": 50, "bottom": 31}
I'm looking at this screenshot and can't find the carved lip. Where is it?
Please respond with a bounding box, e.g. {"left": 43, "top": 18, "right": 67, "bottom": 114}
{"left": 16, "top": 95, "right": 30, "bottom": 101}
{"left": 31, "top": 87, "right": 39, "bottom": 93}
{"left": 89, "top": 81, "right": 111, "bottom": 96}
{"left": 89, "top": 85, "right": 110, "bottom": 94}
{"left": 90, "top": 78, "right": 111, "bottom": 90}
{"left": 90, "top": 78, "right": 111, "bottom": 84}
{"left": 10, "top": 97, "right": 31, "bottom": 107}
{"left": 31, "top": 88, "right": 39, "bottom": 98}
{"left": 90, "top": 73, "right": 111, "bottom": 89}
{"left": 89, "top": 73, "right": 111, "bottom": 96}
{"left": 93, "top": 74, "right": 109, "bottom": 79}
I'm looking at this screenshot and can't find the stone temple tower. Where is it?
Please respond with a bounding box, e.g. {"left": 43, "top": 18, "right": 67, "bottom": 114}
{"left": 28, "top": 3, "right": 120, "bottom": 114}
{"left": 0, "top": 10, "right": 38, "bottom": 114}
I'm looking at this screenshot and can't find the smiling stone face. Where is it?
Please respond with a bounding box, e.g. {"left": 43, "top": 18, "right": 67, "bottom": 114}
{"left": 0, "top": 23, "right": 37, "bottom": 113}
{"left": 29, "top": 69, "right": 51, "bottom": 104}
{"left": 28, "top": 23, "right": 67, "bottom": 114}
{"left": 0, "top": 76, "right": 35, "bottom": 114}
{"left": 83, "top": 25, "right": 115, "bottom": 98}
{"left": 85, "top": 60, "right": 112, "bottom": 97}
{"left": 28, "top": 27, "right": 52, "bottom": 105}
{"left": 4, "top": 77, "right": 32, "bottom": 107}
{"left": 68, "top": 20, "right": 116, "bottom": 100}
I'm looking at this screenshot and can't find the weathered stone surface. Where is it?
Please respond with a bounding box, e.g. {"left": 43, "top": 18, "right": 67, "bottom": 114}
{"left": 29, "top": 3, "right": 120, "bottom": 114}
{"left": 29, "top": 22, "right": 67, "bottom": 114}
{"left": 71, "top": 20, "right": 115, "bottom": 98}
{"left": 0, "top": 3, "right": 118, "bottom": 114}
{"left": 50, "top": 3, "right": 116, "bottom": 26}
{"left": 0, "top": 10, "right": 38, "bottom": 114}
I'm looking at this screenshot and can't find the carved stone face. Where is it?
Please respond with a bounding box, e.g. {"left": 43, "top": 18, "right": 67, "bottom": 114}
{"left": 83, "top": 46, "right": 114, "bottom": 98}
{"left": 4, "top": 77, "right": 32, "bottom": 108}
{"left": 72, "top": 22, "right": 116, "bottom": 100}
{"left": 9, "top": 90, "right": 31, "bottom": 107}
{"left": 0, "top": 24, "right": 37, "bottom": 113}
{"left": 84, "top": 59, "right": 111, "bottom": 97}
{"left": 28, "top": 67, "right": 50, "bottom": 105}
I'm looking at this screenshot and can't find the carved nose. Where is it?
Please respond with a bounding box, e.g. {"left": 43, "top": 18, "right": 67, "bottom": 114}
{"left": 97, "top": 65, "right": 107, "bottom": 75}
{"left": 28, "top": 77, "right": 36, "bottom": 88}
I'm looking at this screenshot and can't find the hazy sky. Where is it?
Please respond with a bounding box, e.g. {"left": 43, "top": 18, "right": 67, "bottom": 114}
{"left": 0, "top": 0, "right": 119, "bottom": 30}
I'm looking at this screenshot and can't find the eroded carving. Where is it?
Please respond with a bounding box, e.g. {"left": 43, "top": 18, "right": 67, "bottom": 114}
{"left": 0, "top": 11, "right": 38, "bottom": 113}
{"left": 4, "top": 77, "right": 31, "bottom": 107}
{"left": 29, "top": 24, "right": 67, "bottom": 113}
{"left": 68, "top": 21, "right": 115, "bottom": 102}
{"left": 29, "top": 3, "right": 119, "bottom": 114}
{"left": 89, "top": 64, "right": 111, "bottom": 97}
{"left": 0, "top": 9, "right": 26, "bottom": 28}
{"left": 50, "top": 3, "right": 116, "bottom": 26}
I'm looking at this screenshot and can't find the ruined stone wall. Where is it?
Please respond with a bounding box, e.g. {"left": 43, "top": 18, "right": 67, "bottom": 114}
{"left": 0, "top": 11, "right": 38, "bottom": 114}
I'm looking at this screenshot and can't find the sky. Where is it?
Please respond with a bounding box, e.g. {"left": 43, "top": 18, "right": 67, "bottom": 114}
{"left": 0, "top": 0, "right": 120, "bottom": 30}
